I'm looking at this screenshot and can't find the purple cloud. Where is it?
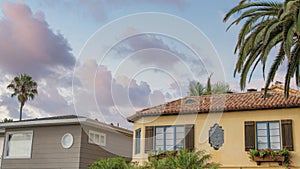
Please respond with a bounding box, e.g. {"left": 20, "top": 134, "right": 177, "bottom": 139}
{"left": 0, "top": 1, "right": 75, "bottom": 78}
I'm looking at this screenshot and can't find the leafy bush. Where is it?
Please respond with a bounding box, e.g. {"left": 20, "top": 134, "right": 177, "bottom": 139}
{"left": 89, "top": 150, "right": 219, "bottom": 169}
{"left": 148, "top": 149, "right": 220, "bottom": 169}
{"left": 88, "top": 157, "right": 135, "bottom": 169}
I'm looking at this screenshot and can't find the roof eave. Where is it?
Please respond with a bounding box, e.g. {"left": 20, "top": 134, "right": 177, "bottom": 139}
{"left": 128, "top": 105, "right": 300, "bottom": 122}
{"left": 0, "top": 117, "right": 87, "bottom": 128}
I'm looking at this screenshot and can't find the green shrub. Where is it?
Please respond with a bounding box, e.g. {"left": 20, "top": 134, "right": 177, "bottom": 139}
{"left": 88, "top": 150, "right": 219, "bottom": 169}
{"left": 148, "top": 149, "right": 220, "bottom": 169}
{"left": 88, "top": 157, "right": 135, "bottom": 169}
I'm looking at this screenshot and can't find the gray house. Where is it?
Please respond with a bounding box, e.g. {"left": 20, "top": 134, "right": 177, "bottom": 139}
{"left": 0, "top": 115, "right": 133, "bottom": 169}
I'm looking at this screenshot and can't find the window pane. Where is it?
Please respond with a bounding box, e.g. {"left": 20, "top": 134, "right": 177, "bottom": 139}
{"left": 89, "top": 133, "right": 95, "bottom": 143}
{"left": 269, "top": 129, "right": 280, "bottom": 136}
{"left": 257, "top": 130, "right": 267, "bottom": 136}
{"left": 166, "top": 139, "right": 173, "bottom": 145}
{"left": 258, "top": 143, "right": 268, "bottom": 150}
{"left": 135, "top": 129, "right": 141, "bottom": 154}
{"left": 176, "top": 145, "right": 184, "bottom": 150}
{"left": 6, "top": 132, "right": 33, "bottom": 158}
{"left": 166, "top": 145, "right": 173, "bottom": 151}
{"left": 270, "top": 136, "right": 280, "bottom": 143}
{"left": 100, "top": 135, "right": 105, "bottom": 144}
{"left": 156, "top": 133, "right": 163, "bottom": 140}
{"left": 166, "top": 133, "right": 174, "bottom": 139}
{"left": 95, "top": 134, "right": 100, "bottom": 144}
{"left": 269, "top": 122, "right": 279, "bottom": 129}
{"left": 271, "top": 143, "right": 281, "bottom": 150}
{"left": 257, "top": 123, "right": 267, "bottom": 129}
{"left": 165, "top": 127, "right": 173, "bottom": 133}
{"left": 176, "top": 127, "right": 184, "bottom": 133}
{"left": 155, "top": 139, "right": 163, "bottom": 145}
{"left": 176, "top": 132, "right": 184, "bottom": 139}
{"left": 156, "top": 128, "right": 163, "bottom": 134}
{"left": 257, "top": 136, "right": 267, "bottom": 143}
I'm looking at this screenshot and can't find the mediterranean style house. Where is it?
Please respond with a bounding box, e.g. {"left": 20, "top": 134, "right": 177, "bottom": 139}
{"left": 127, "top": 84, "right": 300, "bottom": 169}
{"left": 0, "top": 115, "right": 132, "bottom": 169}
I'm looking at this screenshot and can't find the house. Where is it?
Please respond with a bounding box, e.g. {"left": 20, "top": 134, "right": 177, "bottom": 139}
{"left": 0, "top": 115, "right": 132, "bottom": 169}
{"left": 127, "top": 85, "right": 300, "bottom": 168}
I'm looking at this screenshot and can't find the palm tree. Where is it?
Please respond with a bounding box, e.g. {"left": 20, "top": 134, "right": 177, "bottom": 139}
{"left": 224, "top": 0, "right": 300, "bottom": 97}
{"left": 212, "top": 82, "right": 231, "bottom": 94}
{"left": 189, "top": 81, "right": 206, "bottom": 96}
{"left": 189, "top": 75, "right": 231, "bottom": 96}
{"left": 7, "top": 74, "right": 38, "bottom": 121}
{"left": 205, "top": 73, "right": 213, "bottom": 95}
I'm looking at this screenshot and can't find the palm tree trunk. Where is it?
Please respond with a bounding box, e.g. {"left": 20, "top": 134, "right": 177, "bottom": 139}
{"left": 19, "top": 103, "right": 24, "bottom": 121}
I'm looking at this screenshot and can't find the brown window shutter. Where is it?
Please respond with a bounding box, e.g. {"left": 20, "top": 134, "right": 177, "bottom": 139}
{"left": 281, "top": 119, "right": 293, "bottom": 151}
{"left": 185, "top": 124, "right": 194, "bottom": 151}
{"left": 244, "top": 121, "right": 255, "bottom": 151}
{"left": 145, "top": 126, "right": 154, "bottom": 153}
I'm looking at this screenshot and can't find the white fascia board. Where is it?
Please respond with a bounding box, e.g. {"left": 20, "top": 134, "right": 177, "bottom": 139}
{"left": 0, "top": 118, "right": 88, "bottom": 128}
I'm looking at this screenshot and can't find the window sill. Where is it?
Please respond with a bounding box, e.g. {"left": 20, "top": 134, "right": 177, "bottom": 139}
{"left": 252, "top": 155, "right": 285, "bottom": 165}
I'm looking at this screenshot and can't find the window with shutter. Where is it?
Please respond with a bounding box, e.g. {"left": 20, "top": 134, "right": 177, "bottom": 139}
{"left": 281, "top": 119, "right": 293, "bottom": 151}
{"left": 244, "top": 121, "right": 255, "bottom": 151}
{"left": 244, "top": 120, "right": 294, "bottom": 151}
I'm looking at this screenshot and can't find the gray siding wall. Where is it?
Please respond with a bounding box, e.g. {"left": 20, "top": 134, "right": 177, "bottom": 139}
{"left": 1, "top": 125, "right": 82, "bottom": 169}
{"left": 79, "top": 125, "right": 132, "bottom": 169}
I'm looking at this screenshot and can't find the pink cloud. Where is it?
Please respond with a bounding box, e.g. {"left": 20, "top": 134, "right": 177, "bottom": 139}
{"left": 73, "top": 59, "right": 167, "bottom": 121}
{"left": 0, "top": 1, "right": 75, "bottom": 78}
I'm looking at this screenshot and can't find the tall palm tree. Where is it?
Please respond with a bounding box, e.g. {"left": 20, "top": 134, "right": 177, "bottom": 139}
{"left": 7, "top": 74, "right": 38, "bottom": 121}
{"left": 224, "top": 0, "right": 300, "bottom": 97}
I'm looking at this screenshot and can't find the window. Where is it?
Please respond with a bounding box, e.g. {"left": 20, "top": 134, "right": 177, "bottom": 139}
{"left": 89, "top": 130, "right": 106, "bottom": 146}
{"left": 245, "top": 120, "right": 293, "bottom": 151}
{"left": 144, "top": 125, "right": 194, "bottom": 153}
{"left": 257, "top": 121, "right": 281, "bottom": 150}
{"left": 154, "top": 126, "right": 184, "bottom": 152}
{"left": 135, "top": 128, "right": 141, "bottom": 154}
{"left": 4, "top": 131, "right": 33, "bottom": 159}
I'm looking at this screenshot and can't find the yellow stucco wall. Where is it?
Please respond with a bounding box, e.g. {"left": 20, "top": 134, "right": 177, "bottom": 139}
{"left": 131, "top": 108, "right": 300, "bottom": 168}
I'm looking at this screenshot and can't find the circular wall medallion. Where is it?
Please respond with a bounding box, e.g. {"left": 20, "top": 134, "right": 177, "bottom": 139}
{"left": 61, "top": 133, "right": 74, "bottom": 149}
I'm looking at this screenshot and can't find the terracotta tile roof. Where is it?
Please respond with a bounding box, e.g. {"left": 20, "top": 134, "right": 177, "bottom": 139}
{"left": 127, "top": 88, "right": 300, "bottom": 122}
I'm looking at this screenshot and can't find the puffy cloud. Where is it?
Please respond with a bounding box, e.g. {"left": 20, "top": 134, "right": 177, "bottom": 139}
{"left": 73, "top": 59, "right": 167, "bottom": 126}
{"left": 0, "top": 1, "right": 75, "bottom": 78}
{"left": 0, "top": 2, "right": 76, "bottom": 120}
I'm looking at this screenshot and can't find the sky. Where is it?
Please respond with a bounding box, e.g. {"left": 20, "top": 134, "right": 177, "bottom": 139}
{"left": 0, "top": 0, "right": 292, "bottom": 129}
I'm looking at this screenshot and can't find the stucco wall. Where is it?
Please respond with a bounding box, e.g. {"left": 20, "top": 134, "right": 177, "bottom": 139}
{"left": 132, "top": 108, "right": 300, "bottom": 168}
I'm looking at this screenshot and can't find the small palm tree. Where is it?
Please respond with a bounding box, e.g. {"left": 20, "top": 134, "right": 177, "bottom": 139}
{"left": 189, "top": 81, "right": 206, "bottom": 96}
{"left": 7, "top": 74, "right": 38, "bottom": 121}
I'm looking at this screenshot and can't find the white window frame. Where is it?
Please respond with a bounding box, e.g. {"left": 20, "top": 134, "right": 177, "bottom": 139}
{"left": 88, "top": 130, "right": 106, "bottom": 146}
{"left": 4, "top": 130, "right": 33, "bottom": 159}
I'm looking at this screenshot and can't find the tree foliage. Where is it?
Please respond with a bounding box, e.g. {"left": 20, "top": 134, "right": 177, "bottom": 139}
{"left": 224, "top": 0, "right": 300, "bottom": 97}
{"left": 7, "top": 74, "right": 38, "bottom": 121}
{"left": 189, "top": 75, "right": 230, "bottom": 96}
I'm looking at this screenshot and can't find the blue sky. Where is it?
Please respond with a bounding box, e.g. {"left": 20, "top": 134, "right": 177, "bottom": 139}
{"left": 0, "top": 0, "right": 289, "bottom": 129}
